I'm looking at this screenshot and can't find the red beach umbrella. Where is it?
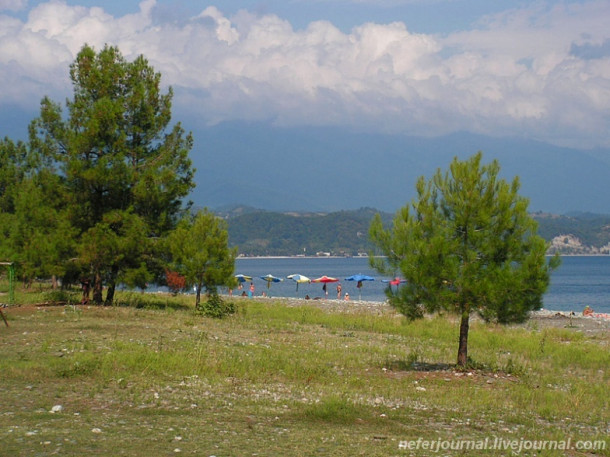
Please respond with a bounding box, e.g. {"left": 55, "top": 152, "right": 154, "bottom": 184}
{"left": 311, "top": 275, "right": 339, "bottom": 283}
{"left": 311, "top": 275, "right": 339, "bottom": 297}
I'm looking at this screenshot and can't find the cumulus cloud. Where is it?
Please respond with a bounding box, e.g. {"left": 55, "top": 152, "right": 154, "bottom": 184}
{"left": 0, "top": 0, "right": 608, "bottom": 147}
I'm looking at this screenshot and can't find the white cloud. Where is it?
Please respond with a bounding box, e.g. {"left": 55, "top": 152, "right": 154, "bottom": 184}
{"left": 0, "top": 0, "right": 608, "bottom": 147}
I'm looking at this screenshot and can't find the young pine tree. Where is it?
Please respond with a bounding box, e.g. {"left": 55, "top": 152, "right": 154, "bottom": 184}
{"left": 370, "top": 152, "right": 560, "bottom": 367}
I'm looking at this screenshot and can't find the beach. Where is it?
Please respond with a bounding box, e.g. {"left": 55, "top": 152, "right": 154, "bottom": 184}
{"left": 230, "top": 294, "right": 610, "bottom": 335}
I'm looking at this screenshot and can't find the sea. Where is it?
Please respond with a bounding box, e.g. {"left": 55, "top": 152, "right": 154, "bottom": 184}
{"left": 234, "top": 255, "right": 610, "bottom": 314}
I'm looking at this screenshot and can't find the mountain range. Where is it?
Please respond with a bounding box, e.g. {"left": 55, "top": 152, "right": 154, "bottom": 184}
{"left": 4, "top": 110, "right": 609, "bottom": 215}
{"left": 190, "top": 121, "right": 610, "bottom": 215}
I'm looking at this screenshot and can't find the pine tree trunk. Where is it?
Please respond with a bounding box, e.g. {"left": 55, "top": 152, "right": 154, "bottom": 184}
{"left": 105, "top": 282, "right": 116, "bottom": 306}
{"left": 104, "top": 267, "right": 118, "bottom": 306}
{"left": 93, "top": 271, "right": 103, "bottom": 305}
{"left": 457, "top": 308, "right": 470, "bottom": 367}
{"left": 195, "top": 285, "right": 201, "bottom": 310}
{"left": 81, "top": 279, "right": 91, "bottom": 305}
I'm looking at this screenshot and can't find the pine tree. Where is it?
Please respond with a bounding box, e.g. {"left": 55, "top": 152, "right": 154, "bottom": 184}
{"left": 167, "top": 209, "right": 237, "bottom": 309}
{"left": 370, "top": 152, "right": 560, "bottom": 366}
{"left": 28, "top": 44, "right": 195, "bottom": 304}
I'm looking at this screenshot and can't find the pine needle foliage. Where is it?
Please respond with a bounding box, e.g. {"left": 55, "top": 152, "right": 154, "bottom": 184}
{"left": 370, "top": 152, "right": 560, "bottom": 366}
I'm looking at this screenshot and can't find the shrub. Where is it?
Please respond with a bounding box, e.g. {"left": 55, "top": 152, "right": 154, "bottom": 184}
{"left": 42, "top": 290, "right": 80, "bottom": 305}
{"left": 196, "top": 291, "right": 235, "bottom": 318}
{"left": 165, "top": 269, "right": 186, "bottom": 295}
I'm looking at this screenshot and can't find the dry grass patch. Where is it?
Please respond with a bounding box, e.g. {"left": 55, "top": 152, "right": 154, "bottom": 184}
{"left": 0, "top": 299, "right": 608, "bottom": 456}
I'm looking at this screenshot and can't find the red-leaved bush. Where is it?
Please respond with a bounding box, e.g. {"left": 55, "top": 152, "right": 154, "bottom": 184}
{"left": 165, "top": 269, "right": 186, "bottom": 295}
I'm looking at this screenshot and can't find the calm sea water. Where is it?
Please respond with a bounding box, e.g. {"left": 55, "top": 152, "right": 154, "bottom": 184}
{"left": 234, "top": 255, "right": 610, "bottom": 314}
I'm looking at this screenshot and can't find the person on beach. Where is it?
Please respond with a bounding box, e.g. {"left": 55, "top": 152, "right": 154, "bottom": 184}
{"left": 249, "top": 282, "right": 255, "bottom": 298}
{"left": 336, "top": 283, "right": 342, "bottom": 299}
{"left": 322, "top": 283, "right": 327, "bottom": 296}
{"left": 344, "top": 292, "right": 350, "bottom": 301}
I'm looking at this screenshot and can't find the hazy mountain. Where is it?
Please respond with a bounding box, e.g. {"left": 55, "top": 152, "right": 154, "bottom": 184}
{"left": 4, "top": 110, "right": 608, "bottom": 215}
{"left": 190, "top": 122, "right": 610, "bottom": 214}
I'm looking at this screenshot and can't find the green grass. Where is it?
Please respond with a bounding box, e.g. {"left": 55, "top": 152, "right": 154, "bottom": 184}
{"left": 0, "top": 296, "right": 608, "bottom": 456}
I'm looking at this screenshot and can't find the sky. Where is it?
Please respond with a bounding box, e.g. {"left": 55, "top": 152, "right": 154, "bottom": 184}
{"left": 0, "top": 1, "right": 609, "bottom": 213}
{"left": 1, "top": 0, "right": 608, "bottom": 147}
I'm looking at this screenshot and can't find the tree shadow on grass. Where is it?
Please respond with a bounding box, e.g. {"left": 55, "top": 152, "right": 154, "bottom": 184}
{"left": 115, "top": 297, "right": 191, "bottom": 311}
{"left": 384, "top": 360, "right": 454, "bottom": 372}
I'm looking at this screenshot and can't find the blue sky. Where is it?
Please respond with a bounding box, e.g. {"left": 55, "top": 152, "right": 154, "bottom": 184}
{"left": 21, "top": 0, "right": 549, "bottom": 34}
{"left": 1, "top": 0, "right": 609, "bottom": 212}
{"left": 2, "top": 0, "right": 608, "bottom": 148}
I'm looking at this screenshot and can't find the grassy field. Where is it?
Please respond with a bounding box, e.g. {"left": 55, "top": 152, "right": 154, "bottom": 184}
{"left": 0, "top": 293, "right": 608, "bottom": 456}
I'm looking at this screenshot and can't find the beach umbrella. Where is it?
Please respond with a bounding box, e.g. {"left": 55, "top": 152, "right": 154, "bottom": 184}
{"left": 345, "top": 274, "right": 375, "bottom": 300}
{"left": 287, "top": 274, "right": 311, "bottom": 292}
{"left": 311, "top": 275, "right": 339, "bottom": 297}
{"left": 382, "top": 277, "right": 407, "bottom": 286}
{"left": 235, "top": 274, "right": 252, "bottom": 283}
{"left": 382, "top": 277, "right": 406, "bottom": 293}
{"left": 260, "top": 274, "right": 283, "bottom": 291}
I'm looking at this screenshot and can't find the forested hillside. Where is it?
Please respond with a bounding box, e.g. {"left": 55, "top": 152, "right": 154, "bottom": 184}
{"left": 533, "top": 212, "right": 610, "bottom": 254}
{"left": 224, "top": 207, "right": 393, "bottom": 256}
{"left": 224, "top": 207, "right": 610, "bottom": 256}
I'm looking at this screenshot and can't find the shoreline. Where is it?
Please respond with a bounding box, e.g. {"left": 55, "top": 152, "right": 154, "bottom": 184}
{"left": 237, "top": 254, "right": 610, "bottom": 259}
{"left": 228, "top": 294, "right": 610, "bottom": 335}
{"left": 227, "top": 294, "right": 610, "bottom": 321}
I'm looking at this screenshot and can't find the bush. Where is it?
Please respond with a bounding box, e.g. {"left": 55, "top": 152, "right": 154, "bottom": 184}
{"left": 42, "top": 290, "right": 80, "bottom": 305}
{"left": 196, "top": 292, "right": 235, "bottom": 319}
{"left": 165, "top": 269, "right": 187, "bottom": 295}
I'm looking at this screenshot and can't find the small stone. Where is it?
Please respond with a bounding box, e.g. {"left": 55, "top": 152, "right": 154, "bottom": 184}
{"left": 50, "top": 405, "right": 63, "bottom": 413}
{"left": 91, "top": 428, "right": 102, "bottom": 434}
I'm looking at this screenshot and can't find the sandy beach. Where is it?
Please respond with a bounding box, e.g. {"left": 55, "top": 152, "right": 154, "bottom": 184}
{"left": 232, "top": 294, "right": 610, "bottom": 335}
{"left": 10, "top": 293, "right": 610, "bottom": 335}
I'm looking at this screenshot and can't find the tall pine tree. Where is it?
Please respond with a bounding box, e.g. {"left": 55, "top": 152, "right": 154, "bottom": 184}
{"left": 29, "top": 44, "right": 195, "bottom": 304}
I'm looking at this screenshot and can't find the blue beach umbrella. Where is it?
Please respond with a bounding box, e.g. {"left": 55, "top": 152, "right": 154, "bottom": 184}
{"left": 235, "top": 274, "right": 252, "bottom": 283}
{"left": 260, "top": 274, "right": 283, "bottom": 293}
{"left": 345, "top": 274, "right": 375, "bottom": 300}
